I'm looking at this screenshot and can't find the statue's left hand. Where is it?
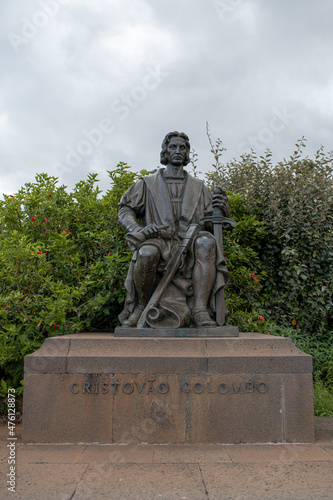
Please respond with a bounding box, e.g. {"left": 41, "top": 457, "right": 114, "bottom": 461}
{"left": 212, "top": 189, "right": 230, "bottom": 217}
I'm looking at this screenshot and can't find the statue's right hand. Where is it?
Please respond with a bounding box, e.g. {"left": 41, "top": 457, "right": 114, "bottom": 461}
{"left": 141, "top": 223, "right": 170, "bottom": 239}
{"left": 141, "top": 223, "right": 162, "bottom": 239}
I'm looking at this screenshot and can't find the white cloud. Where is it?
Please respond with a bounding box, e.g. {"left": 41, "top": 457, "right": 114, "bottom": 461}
{"left": 1, "top": 0, "right": 333, "bottom": 196}
{"left": 0, "top": 113, "right": 8, "bottom": 131}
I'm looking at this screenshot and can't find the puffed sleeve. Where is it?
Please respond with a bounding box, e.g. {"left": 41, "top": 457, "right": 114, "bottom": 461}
{"left": 118, "top": 179, "right": 146, "bottom": 233}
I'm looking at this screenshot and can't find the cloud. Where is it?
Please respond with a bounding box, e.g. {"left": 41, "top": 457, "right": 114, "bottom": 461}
{"left": 1, "top": 0, "right": 333, "bottom": 196}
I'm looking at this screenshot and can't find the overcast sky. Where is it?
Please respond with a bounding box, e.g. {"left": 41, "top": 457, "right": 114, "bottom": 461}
{"left": 1, "top": 0, "right": 333, "bottom": 196}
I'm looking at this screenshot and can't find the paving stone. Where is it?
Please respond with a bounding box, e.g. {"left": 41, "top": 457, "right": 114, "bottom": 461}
{"left": 0, "top": 463, "right": 87, "bottom": 500}
{"left": 73, "top": 463, "right": 207, "bottom": 500}
{"left": 0, "top": 424, "right": 22, "bottom": 442}
{"left": 77, "top": 445, "right": 154, "bottom": 463}
{"left": 152, "top": 444, "right": 231, "bottom": 463}
{"left": 200, "top": 462, "right": 333, "bottom": 500}
{"left": 0, "top": 425, "right": 22, "bottom": 462}
{"left": 1, "top": 442, "right": 22, "bottom": 466}
{"left": 226, "top": 444, "right": 333, "bottom": 463}
{"left": 1, "top": 439, "right": 333, "bottom": 499}
{"left": 264, "top": 489, "right": 333, "bottom": 500}
{"left": 0, "top": 443, "right": 22, "bottom": 463}
{"left": 320, "top": 444, "right": 333, "bottom": 457}
{"left": 17, "top": 444, "right": 87, "bottom": 463}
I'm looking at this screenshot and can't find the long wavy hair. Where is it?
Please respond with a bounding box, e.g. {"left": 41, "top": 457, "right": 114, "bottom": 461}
{"left": 160, "top": 131, "right": 191, "bottom": 166}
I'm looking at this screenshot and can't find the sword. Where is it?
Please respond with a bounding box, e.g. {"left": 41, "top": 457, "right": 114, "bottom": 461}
{"left": 201, "top": 186, "right": 236, "bottom": 326}
{"left": 137, "top": 223, "right": 200, "bottom": 328}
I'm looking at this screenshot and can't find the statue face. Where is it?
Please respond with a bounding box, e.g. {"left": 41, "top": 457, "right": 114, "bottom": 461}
{"left": 166, "top": 136, "right": 187, "bottom": 166}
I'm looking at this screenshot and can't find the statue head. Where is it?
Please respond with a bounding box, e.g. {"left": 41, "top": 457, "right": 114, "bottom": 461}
{"left": 160, "top": 131, "right": 191, "bottom": 166}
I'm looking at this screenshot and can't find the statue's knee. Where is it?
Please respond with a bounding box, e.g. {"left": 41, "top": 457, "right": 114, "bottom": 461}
{"left": 195, "top": 236, "right": 216, "bottom": 257}
{"left": 137, "top": 245, "right": 160, "bottom": 263}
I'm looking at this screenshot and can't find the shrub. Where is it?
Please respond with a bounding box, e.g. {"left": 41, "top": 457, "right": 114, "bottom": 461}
{"left": 313, "top": 375, "right": 333, "bottom": 417}
{"left": 222, "top": 193, "right": 268, "bottom": 330}
{"left": 206, "top": 137, "right": 333, "bottom": 336}
{"left": 0, "top": 163, "right": 139, "bottom": 388}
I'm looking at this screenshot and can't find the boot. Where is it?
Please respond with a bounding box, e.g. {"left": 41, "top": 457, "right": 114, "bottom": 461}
{"left": 192, "top": 309, "right": 216, "bottom": 327}
{"left": 122, "top": 305, "right": 145, "bottom": 327}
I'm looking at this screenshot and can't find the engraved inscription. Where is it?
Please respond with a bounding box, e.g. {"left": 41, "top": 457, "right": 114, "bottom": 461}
{"left": 70, "top": 378, "right": 268, "bottom": 395}
{"left": 182, "top": 382, "right": 267, "bottom": 395}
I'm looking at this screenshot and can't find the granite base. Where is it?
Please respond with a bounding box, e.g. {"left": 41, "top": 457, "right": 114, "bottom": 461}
{"left": 22, "top": 332, "right": 314, "bottom": 444}
{"left": 114, "top": 325, "right": 239, "bottom": 337}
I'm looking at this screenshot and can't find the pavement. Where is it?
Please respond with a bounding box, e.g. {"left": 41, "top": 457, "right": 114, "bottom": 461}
{"left": 1, "top": 418, "right": 333, "bottom": 500}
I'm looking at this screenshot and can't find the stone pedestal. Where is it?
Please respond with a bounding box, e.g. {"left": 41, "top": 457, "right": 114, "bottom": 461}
{"left": 114, "top": 325, "right": 239, "bottom": 337}
{"left": 22, "top": 332, "right": 314, "bottom": 444}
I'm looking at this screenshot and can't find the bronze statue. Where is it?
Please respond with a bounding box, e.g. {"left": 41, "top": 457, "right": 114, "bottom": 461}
{"left": 118, "top": 131, "right": 233, "bottom": 329}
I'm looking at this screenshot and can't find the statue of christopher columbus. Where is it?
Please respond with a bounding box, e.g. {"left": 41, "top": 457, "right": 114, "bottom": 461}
{"left": 118, "top": 131, "right": 232, "bottom": 329}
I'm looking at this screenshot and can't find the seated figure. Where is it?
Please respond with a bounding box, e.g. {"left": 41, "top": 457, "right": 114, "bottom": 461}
{"left": 118, "top": 131, "right": 231, "bottom": 329}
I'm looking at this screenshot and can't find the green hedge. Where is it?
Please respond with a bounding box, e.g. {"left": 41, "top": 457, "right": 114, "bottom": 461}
{"left": 206, "top": 138, "right": 333, "bottom": 337}
{"left": 0, "top": 163, "right": 137, "bottom": 387}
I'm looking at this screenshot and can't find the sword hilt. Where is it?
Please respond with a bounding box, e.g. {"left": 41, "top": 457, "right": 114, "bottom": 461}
{"left": 200, "top": 215, "right": 236, "bottom": 228}
{"left": 201, "top": 186, "right": 236, "bottom": 228}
